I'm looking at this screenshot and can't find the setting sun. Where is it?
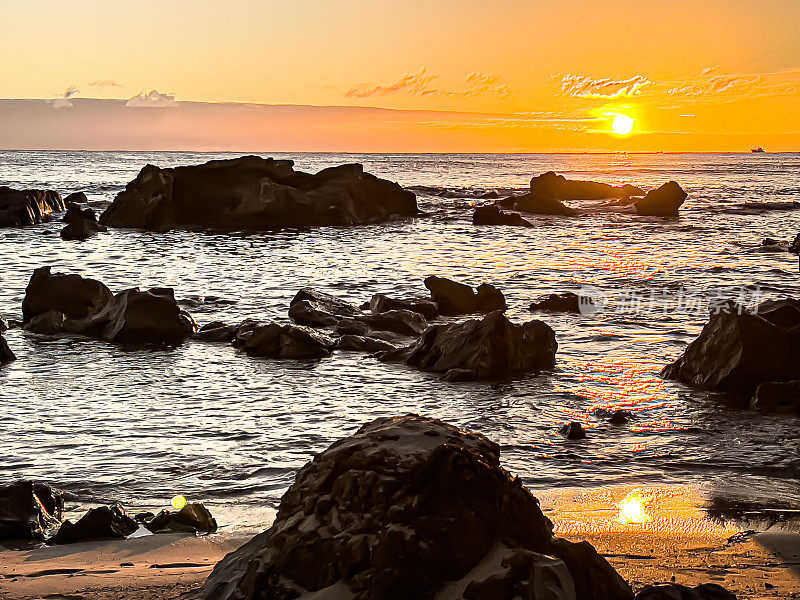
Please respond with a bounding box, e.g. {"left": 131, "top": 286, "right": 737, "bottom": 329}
{"left": 612, "top": 114, "right": 635, "bottom": 136}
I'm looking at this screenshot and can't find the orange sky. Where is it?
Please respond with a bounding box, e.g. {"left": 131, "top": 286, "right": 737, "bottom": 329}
{"left": 1, "top": 0, "right": 799, "bottom": 151}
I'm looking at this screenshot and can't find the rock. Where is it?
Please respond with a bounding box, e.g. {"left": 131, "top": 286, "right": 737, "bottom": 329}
{"left": 634, "top": 182, "right": 687, "bottom": 217}
{"left": 197, "top": 321, "right": 239, "bottom": 343}
{"left": 368, "top": 294, "right": 438, "bottom": 319}
{"left": 22, "top": 266, "right": 113, "bottom": 324}
{"left": 790, "top": 233, "right": 800, "bottom": 254}
{"left": 63, "top": 191, "right": 89, "bottom": 205}
{"left": 337, "top": 334, "right": 398, "bottom": 353}
{"left": 559, "top": 422, "right": 587, "bottom": 440}
{"left": 0, "top": 333, "right": 15, "bottom": 362}
{"left": 199, "top": 415, "right": 631, "bottom": 600}
{"left": 549, "top": 538, "right": 633, "bottom": 600}
{"left": 423, "top": 276, "right": 507, "bottom": 315}
{"left": 23, "top": 310, "right": 67, "bottom": 334}
{"left": 512, "top": 192, "right": 577, "bottom": 216}
{"left": 0, "top": 186, "right": 64, "bottom": 227}
{"left": 0, "top": 481, "right": 63, "bottom": 541}
{"left": 96, "top": 288, "right": 197, "bottom": 345}
{"left": 750, "top": 380, "right": 800, "bottom": 413}
{"left": 529, "top": 172, "right": 644, "bottom": 201}
{"left": 143, "top": 503, "right": 217, "bottom": 534}
{"left": 335, "top": 318, "right": 372, "bottom": 336}
{"left": 289, "top": 288, "right": 360, "bottom": 327}
{"left": 356, "top": 309, "right": 428, "bottom": 336}
{"left": 609, "top": 409, "right": 633, "bottom": 424}
{"left": 242, "top": 322, "right": 336, "bottom": 359}
{"left": 634, "top": 583, "right": 737, "bottom": 599}
{"left": 662, "top": 299, "right": 800, "bottom": 396}
{"left": 394, "top": 311, "right": 557, "bottom": 380}
{"left": 48, "top": 504, "right": 138, "bottom": 544}
{"left": 530, "top": 292, "right": 589, "bottom": 314}
{"left": 0, "top": 318, "right": 7, "bottom": 332}
{"left": 99, "top": 156, "right": 418, "bottom": 232}
{"left": 60, "top": 202, "right": 107, "bottom": 241}
{"left": 472, "top": 205, "right": 534, "bottom": 227}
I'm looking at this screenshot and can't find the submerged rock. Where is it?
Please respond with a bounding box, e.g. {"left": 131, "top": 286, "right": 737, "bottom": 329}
{"left": 472, "top": 205, "right": 534, "bottom": 227}
{"left": 99, "top": 156, "right": 418, "bottom": 232}
{"left": 0, "top": 333, "right": 15, "bottom": 362}
{"left": 634, "top": 182, "right": 687, "bottom": 217}
{"left": 662, "top": 299, "right": 800, "bottom": 396}
{"left": 423, "top": 276, "right": 506, "bottom": 316}
{"left": 512, "top": 191, "right": 577, "bottom": 216}
{"left": 559, "top": 422, "right": 587, "bottom": 440}
{"left": 0, "top": 186, "right": 64, "bottom": 227}
{"left": 48, "top": 504, "right": 138, "bottom": 545}
{"left": 634, "top": 583, "right": 736, "bottom": 599}
{"left": 530, "top": 292, "right": 589, "bottom": 314}
{"left": 22, "top": 266, "right": 113, "bottom": 324}
{"left": 0, "top": 481, "right": 64, "bottom": 541}
{"left": 242, "top": 322, "right": 336, "bottom": 359}
{"left": 143, "top": 503, "right": 217, "bottom": 535}
{"left": 61, "top": 201, "right": 107, "bottom": 241}
{"left": 199, "top": 414, "right": 631, "bottom": 600}
{"left": 391, "top": 310, "right": 557, "bottom": 381}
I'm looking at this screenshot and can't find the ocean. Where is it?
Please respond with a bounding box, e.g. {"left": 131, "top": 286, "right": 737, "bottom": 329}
{"left": 2, "top": 151, "right": 799, "bottom": 532}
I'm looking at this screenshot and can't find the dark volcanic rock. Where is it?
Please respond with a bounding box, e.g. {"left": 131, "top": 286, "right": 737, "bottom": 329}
{"left": 99, "top": 156, "right": 418, "bottom": 232}
{"left": 472, "top": 205, "right": 534, "bottom": 227}
{"left": 61, "top": 202, "right": 107, "bottom": 241}
{"left": 143, "top": 503, "right": 217, "bottom": 534}
{"left": 750, "top": 380, "right": 800, "bottom": 413}
{"left": 662, "top": 299, "right": 800, "bottom": 396}
{"left": 0, "top": 333, "right": 15, "bottom": 362}
{"left": 394, "top": 311, "right": 557, "bottom": 380}
{"left": 355, "top": 309, "right": 428, "bottom": 336}
{"left": 48, "top": 504, "right": 138, "bottom": 545}
{"left": 22, "top": 266, "right": 113, "bottom": 324}
{"left": 530, "top": 172, "right": 644, "bottom": 201}
{"left": 242, "top": 322, "right": 336, "bottom": 359}
{"left": 63, "top": 191, "right": 89, "bottom": 205}
{"left": 530, "top": 292, "right": 589, "bottom": 314}
{"left": 289, "top": 288, "right": 360, "bottom": 327}
{"left": 199, "top": 414, "right": 631, "bottom": 600}
{"left": 790, "top": 232, "right": 800, "bottom": 254}
{"left": 197, "top": 321, "right": 239, "bottom": 343}
{"left": 513, "top": 191, "right": 577, "bottom": 216}
{"left": 559, "top": 422, "right": 587, "bottom": 440}
{"left": 634, "top": 583, "right": 737, "bottom": 599}
{"left": 367, "top": 294, "right": 438, "bottom": 319}
{"left": 0, "top": 481, "right": 64, "bottom": 541}
{"left": 634, "top": 182, "right": 688, "bottom": 217}
{"left": 0, "top": 186, "right": 64, "bottom": 227}
{"left": 337, "top": 334, "right": 398, "bottom": 353}
{"left": 97, "top": 288, "right": 197, "bottom": 345}
{"left": 423, "top": 276, "right": 506, "bottom": 316}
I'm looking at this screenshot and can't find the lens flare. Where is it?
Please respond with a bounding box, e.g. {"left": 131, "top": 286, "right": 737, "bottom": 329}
{"left": 617, "top": 491, "right": 651, "bottom": 524}
{"left": 171, "top": 495, "right": 188, "bottom": 510}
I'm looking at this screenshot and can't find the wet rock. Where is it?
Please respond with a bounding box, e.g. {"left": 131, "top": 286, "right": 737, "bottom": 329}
{"left": 197, "top": 321, "right": 239, "bottom": 343}
{"left": 23, "top": 310, "right": 68, "bottom": 334}
{"left": 143, "top": 503, "right": 217, "bottom": 534}
{"left": 472, "top": 205, "right": 534, "bottom": 227}
{"left": 392, "top": 311, "right": 557, "bottom": 380}
{"left": 750, "top": 380, "right": 800, "bottom": 414}
{"left": 758, "top": 238, "right": 788, "bottom": 252}
{"left": 512, "top": 191, "right": 577, "bottom": 216}
{"left": 424, "top": 276, "right": 506, "bottom": 315}
{"left": 335, "top": 318, "right": 372, "bottom": 336}
{"left": 355, "top": 309, "right": 428, "bottom": 336}
{"left": 0, "top": 186, "right": 64, "bottom": 227}
{"left": 530, "top": 292, "right": 590, "bottom": 314}
{"left": 549, "top": 538, "right": 633, "bottom": 600}
{"left": 0, "top": 333, "right": 15, "bottom": 362}
{"left": 60, "top": 202, "right": 107, "bottom": 241}
{"left": 242, "top": 322, "right": 336, "bottom": 359}
{"left": 0, "top": 481, "right": 64, "bottom": 541}
{"left": 529, "top": 172, "right": 644, "bottom": 201}
{"left": 200, "top": 414, "right": 630, "bottom": 600}
{"left": 63, "top": 191, "right": 89, "bottom": 205}
{"left": 0, "top": 318, "right": 7, "bottom": 332}
{"left": 96, "top": 288, "right": 197, "bottom": 345}
{"left": 662, "top": 299, "right": 800, "bottom": 396}
{"left": 289, "top": 288, "right": 360, "bottom": 327}
{"left": 48, "top": 504, "right": 138, "bottom": 545}
{"left": 609, "top": 409, "right": 633, "bottom": 424}
{"left": 559, "top": 422, "right": 587, "bottom": 440}
{"left": 22, "top": 266, "right": 113, "bottom": 324}
{"left": 367, "top": 294, "right": 438, "bottom": 319}
{"left": 634, "top": 182, "right": 687, "bottom": 217}
{"left": 336, "top": 334, "right": 398, "bottom": 353}
{"left": 634, "top": 583, "right": 737, "bottom": 599}
{"left": 790, "top": 233, "right": 800, "bottom": 254}
{"left": 99, "top": 156, "right": 418, "bottom": 232}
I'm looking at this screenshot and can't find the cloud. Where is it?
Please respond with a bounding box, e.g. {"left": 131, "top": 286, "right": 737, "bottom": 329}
{"left": 560, "top": 74, "right": 652, "bottom": 98}
{"left": 666, "top": 74, "right": 759, "bottom": 96}
{"left": 125, "top": 90, "right": 177, "bottom": 108}
{"left": 89, "top": 80, "right": 124, "bottom": 88}
{"left": 345, "top": 69, "right": 509, "bottom": 99}
{"left": 52, "top": 85, "right": 80, "bottom": 108}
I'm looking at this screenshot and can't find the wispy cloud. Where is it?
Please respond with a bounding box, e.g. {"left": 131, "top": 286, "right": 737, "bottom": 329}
{"left": 345, "top": 69, "right": 510, "bottom": 99}
{"left": 125, "top": 90, "right": 177, "bottom": 108}
{"left": 89, "top": 80, "right": 124, "bottom": 88}
{"left": 560, "top": 74, "right": 652, "bottom": 98}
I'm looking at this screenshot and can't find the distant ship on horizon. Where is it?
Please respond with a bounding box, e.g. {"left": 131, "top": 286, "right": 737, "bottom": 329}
{"left": 751, "top": 146, "right": 766, "bottom": 153}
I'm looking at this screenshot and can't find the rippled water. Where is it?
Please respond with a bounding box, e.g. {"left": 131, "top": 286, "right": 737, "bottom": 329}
{"left": 1, "top": 151, "right": 799, "bottom": 531}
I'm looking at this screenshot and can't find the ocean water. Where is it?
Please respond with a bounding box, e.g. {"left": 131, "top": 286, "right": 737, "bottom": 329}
{"left": 1, "top": 151, "right": 799, "bottom": 532}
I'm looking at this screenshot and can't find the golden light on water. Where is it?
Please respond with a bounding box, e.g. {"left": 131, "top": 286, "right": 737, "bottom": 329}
{"left": 171, "top": 495, "right": 188, "bottom": 510}
{"left": 617, "top": 491, "right": 652, "bottom": 525}
{"left": 612, "top": 114, "right": 635, "bottom": 135}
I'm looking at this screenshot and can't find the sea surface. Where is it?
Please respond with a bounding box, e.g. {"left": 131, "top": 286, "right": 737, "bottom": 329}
{"left": 1, "top": 151, "right": 800, "bottom": 533}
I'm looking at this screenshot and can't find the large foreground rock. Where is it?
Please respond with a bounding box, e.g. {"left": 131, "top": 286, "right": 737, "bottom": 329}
{"left": 199, "top": 415, "right": 631, "bottom": 600}
{"left": 0, "top": 186, "right": 64, "bottom": 227}
{"left": 634, "top": 182, "right": 687, "bottom": 217}
{"left": 99, "top": 156, "right": 418, "bottom": 232}
{"left": 390, "top": 310, "right": 557, "bottom": 381}
{"left": 22, "top": 266, "right": 113, "bottom": 324}
{"left": 662, "top": 299, "right": 800, "bottom": 396}
{"left": 424, "top": 276, "right": 506, "bottom": 315}
{"left": 0, "top": 481, "right": 64, "bottom": 541}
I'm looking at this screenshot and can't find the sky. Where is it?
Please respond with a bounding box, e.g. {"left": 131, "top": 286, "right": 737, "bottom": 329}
{"left": 1, "top": 0, "right": 799, "bottom": 152}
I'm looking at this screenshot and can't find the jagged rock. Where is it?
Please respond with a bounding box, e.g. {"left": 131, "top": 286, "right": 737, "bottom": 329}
{"left": 423, "top": 276, "right": 506, "bottom": 315}
{"left": 662, "top": 299, "right": 800, "bottom": 396}
{"left": 143, "top": 503, "right": 217, "bottom": 534}
{"left": 367, "top": 294, "right": 438, "bottom": 319}
{"left": 559, "top": 422, "right": 587, "bottom": 440}
{"left": 197, "top": 321, "right": 239, "bottom": 342}
{"left": 355, "top": 310, "right": 428, "bottom": 336}
{"left": 289, "top": 288, "right": 360, "bottom": 327}
{"left": 750, "top": 380, "right": 800, "bottom": 413}
{"left": 60, "top": 202, "right": 107, "bottom": 241}
{"left": 0, "top": 186, "right": 64, "bottom": 227}
{"left": 22, "top": 266, "right": 113, "bottom": 324}
{"left": 242, "top": 322, "right": 336, "bottom": 359}
{"left": 0, "top": 481, "right": 64, "bottom": 541}
{"left": 634, "top": 583, "right": 737, "bottom": 599}
{"left": 199, "top": 415, "right": 631, "bottom": 600}
{"left": 529, "top": 172, "right": 644, "bottom": 201}
{"left": 473, "top": 205, "right": 534, "bottom": 227}
{"left": 63, "top": 191, "right": 89, "bottom": 205}
{"left": 530, "top": 292, "right": 590, "bottom": 314}
{"left": 95, "top": 288, "right": 197, "bottom": 345}
{"left": 99, "top": 156, "right": 418, "bottom": 232}
{"left": 0, "top": 333, "right": 15, "bottom": 362}
{"left": 48, "top": 504, "right": 138, "bottom": 544}
{"left": 634, "top": 182, "right": 687, "bottom": 217}
{"left": 390, "top": 311, "right": 557, "bottom": 380}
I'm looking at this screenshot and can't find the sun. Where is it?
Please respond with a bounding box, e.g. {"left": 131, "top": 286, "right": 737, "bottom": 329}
{"left": 612, "top": 114, "right": 635, "bottom": 136}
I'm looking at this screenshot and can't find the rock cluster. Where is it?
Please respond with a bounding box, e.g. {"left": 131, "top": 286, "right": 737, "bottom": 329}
{"left": 0, "top": 186, "right": 64, "bottom": 227}
{"left": 423, "top": 276, "right": 506, "bottom": 315}
{"left": 99, "top": 156, "right": 419, "bottom": 232}
{"left": 61, "top": 200, "right": 107, "bottom": 241}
